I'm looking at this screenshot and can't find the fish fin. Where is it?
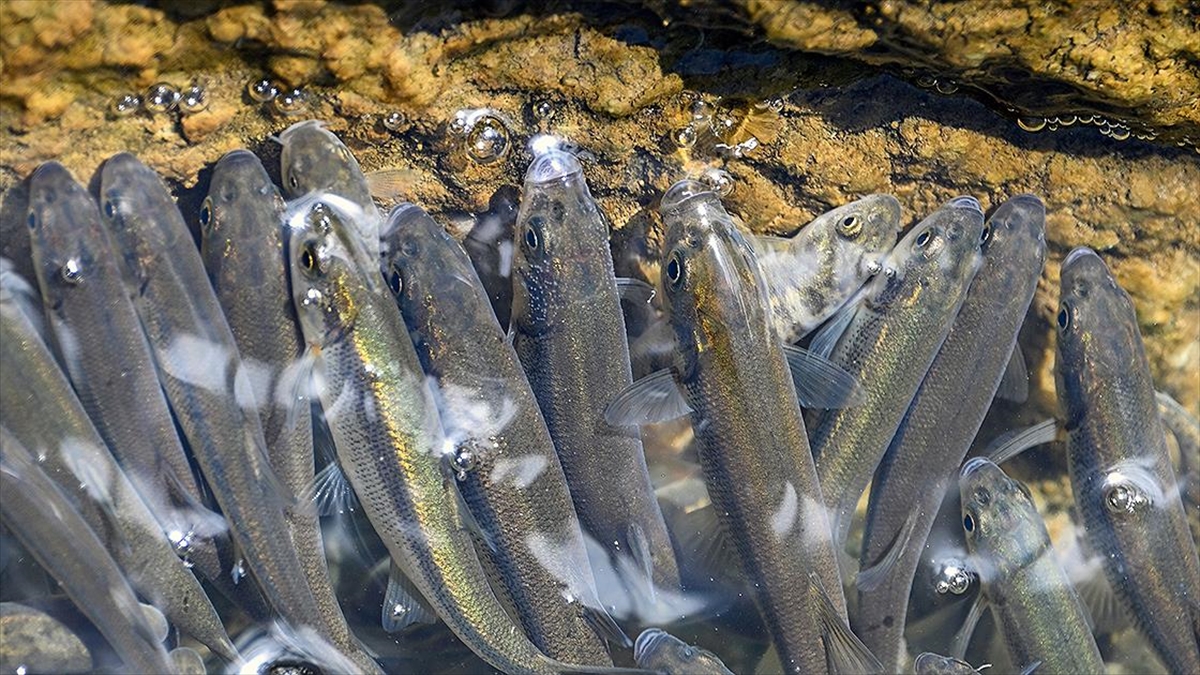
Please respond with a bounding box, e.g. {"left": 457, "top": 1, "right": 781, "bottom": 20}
{"left": 504, "top": 325, "right": 516, "bottom": 347}
{"left": 626, "top": 523, "right": 658, "bottom": 606}
{"left": 1075, "top": 566, "right": 1131, "bottom": 634}
{"left": 856, "top": 508, "right": 921, "bottom": 593}
{"left": 604, "top": 369, "right": 691, "bottom": 427}
{"left": 1018, "top": 660, "right": 1042, "bottom": 675}
{"left": 440, "top": 457, "right": 500, "bottom": 555}
{"left": 782, "top": 344, "right": 865, "bottom": 409}
{"left": 365, "top": 169, "right": 418, "bottom": 201}
{"left": 615, "top": 277, "right": 656, "bottom": 306}
{"left": 995, "top": 346, "right": 1029, "bottom": 403}
{"left": 808, "top": 293, "right": 861, "bottom": 359}
{"left": 382, "top": 560, "right": 439, "bottom": 632}
{"left": 169, "top": 646, "right": 207, "bottom": 674}
{"left": 140, "top": 602, "right": 170, "bottom": 643}
{"left": 984, "top": 418, "right": 1059, "bottom": 465}
{"left": 951, "top": 592, "right": 988, "bottom": 659}
{"left": 748, "top": 233, "right": 793, "bottom": 253}
{"left": 809, "top": 573, "right": 884, "bottom": 674}
{"left": 310, "top": 461, "right": 360, "bottom": 517}
{"left": 582, "top": 604, "right": 632, "bottom": 648}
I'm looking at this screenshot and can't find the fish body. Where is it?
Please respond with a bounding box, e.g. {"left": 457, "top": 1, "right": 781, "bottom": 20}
{"left": 288, "top": 198, "right": 593, "bottom": 675}
{"left": 509, "top": 151, "right": 680, "bottom": 598}
{"left": 755, "top": 194, "right": 901, "bottom": 343}
{"left": 381, "top": 202, "right": 614, "bottom": 664}
{"left": 0, "top": 429, "right": 176, "bottom": 675}
{"left": 633, "top": 629, "right": 734, "bottom": 675}
{"left": 97, "top": 154, "right": 332, "bottom": 646}
{"left": 200, "top": 150, "right": 374, "bottom": 670}
{"left": 0, "top": 277, "right": 236, "bottom": 662}
{"left": 656, "top": 180, "right": 844, "bottom": 675}
{"left": 806, "top": 199, "right": 985, "bottom": 545}
{"left": 278, "top": 119, "right": 380, "bottom": 251}
{"left": 1056, "top": 247, "right": 1200, "bottom": 673}
{"left": 959, "top": 458, "right": 1104, "bottom": 675}
{"left": 854, "top": 195, "right": 1046, "bottom": 669}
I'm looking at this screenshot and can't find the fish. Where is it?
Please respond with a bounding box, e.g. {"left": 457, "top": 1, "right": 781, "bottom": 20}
{"left": 958, "top": 458, "right": 1104, "bottom": 675}
{"left": 612, "top": 179, "right": 873, "bottom": 675}
{"left": 277, "top": 119, "right": 380, "bottom": 252}
{"left": 97, "top": 153, "right": 345, "bottom": 661}
{"left": 911, "top": 652, "right": 1005, "bottom": 675}
{"left": 380, "top": 202, "right": 618, "bottom": 664}
{"left": 509, "top": 150, "right": 681, "bottom": 605}
{"left": 0, "top": 270, "right": 237, "bottom": 662}
{"left": 1056, "top": 247, "right": 1200, "bottom": 673}
{"left": 853, "top": 194, "right": 1046, "bottom": 670}
{"left": 805, "top": 197, "right": 985, "bottom": 546}
{"left": 287, "top": 197, "right": 643, "bottom": 675}
{"left": 1157, "top": 391, "right": 1200, "bottom": 508}
{"left": 633, "top": 629, "right": 735, "bottom": 675}
{"left": 0, "top": 427, "right": 177, "bottom": 675}
{"left": 25, "top": 162, "right": 235, "bottom": 593}
{"left": 199, "top": 149, "right": 376, "bottom": 672}
{"left": 753, "top": 194, "right": 901, "bottom": 344}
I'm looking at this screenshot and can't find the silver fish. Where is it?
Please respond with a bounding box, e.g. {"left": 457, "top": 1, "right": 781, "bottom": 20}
{"left": 806, "top": 198, "right": 985, "bottom": 546}
{"left": 853, "top": 195, "right": 1046, "bottom": 670}
{"left": 959, "top": 458, "right": 1104, "bottom": 675}
{"left": 0, "top": 428, "right": 177, "bottom": 675}
{"left": 754, "top": 194, "right": 901, "bottom": 343}
{"left": 510, "top": 150, "right": 680, "bottom": 603}
{"left": 633, "top": 629, "right": 734, "bottom": 675}
{"left": 381, "top": 202, "right": 617, "bottom": 664}
{"left": 200, "top": 149, "right": 376, "bottom": 672}
{"left": 97, "top": 153, "right": 338, "bottom": 657}
{"left": 1056, "top": 247, "right": 1200, "bottom": 673}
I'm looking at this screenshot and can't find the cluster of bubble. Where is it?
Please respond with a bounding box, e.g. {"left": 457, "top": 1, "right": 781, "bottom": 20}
{"left": 1015, "top": 113, "right": 1154, "bottom": 141}
{"left": 447, "top": 108, "right": 514, "bottom": 165}
{"left": 245, "top": 78, "right": 308, "bottom": 117}
{"left": 914, "top": 74, "right": 961, "bottom": 95}
{"left": 110, "top": 82, "right": 208, "bottom": 118}
{"left": 670, "top": 93, "right": 783, "bottom": 161}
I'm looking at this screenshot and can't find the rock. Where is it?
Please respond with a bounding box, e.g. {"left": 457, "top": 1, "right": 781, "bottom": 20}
{"left": 0, "top": 603, "right": 91, "bottom": 674}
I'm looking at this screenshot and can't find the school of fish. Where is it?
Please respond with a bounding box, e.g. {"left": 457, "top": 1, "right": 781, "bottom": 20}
{"left": 0, "top": 118, "right": 1196, "bottom": 675}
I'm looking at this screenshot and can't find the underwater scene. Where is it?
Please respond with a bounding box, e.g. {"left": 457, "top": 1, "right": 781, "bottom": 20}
{"left": 0, "top": 1, "right": 1197, "bottom": 674}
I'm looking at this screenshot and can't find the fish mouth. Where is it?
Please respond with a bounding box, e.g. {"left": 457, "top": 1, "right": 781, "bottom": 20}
{"left": 1064, "top": 246, "right": 1100, "bottom": 267}
{"left": 633, "top": 628, "right": 668, "bottom": 661}
{"left": 960, "top": 456, "right": 992, "bottom": 478}
{"left": 946, "top": 195, "right": 983, "bottom": 215}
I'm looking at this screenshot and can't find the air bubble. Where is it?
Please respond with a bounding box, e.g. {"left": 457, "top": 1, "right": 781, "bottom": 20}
{"left": 702, "top": 169, "right": 733, "bottom": 197}
{"left": 672, "top": 125, "right": 697, "bottom": 149}
{"left": 1016, "top": 116, "right": 1047, "bottom": 132}
{"left": 247, "top": 78, "right": 278, "bottom": 103}
{"left": 179, "top": 85, "right": 208, "bottom": 114}
{"left": 272, "top": 88, "right": 307, "bottom": 116}
{"left": 915, "top": 75, "right": 937, "bottom": 88}
{"left": 61, "top": 258, "right": 83, "bottom": 284}
{"left": 1047, "top": 122, "right": 1059, "bottom": 132}
{"left": 690, "top": 99, "right": 713, "bottom": 121}
{"left": 465, "top": 115, "right": 511, "bottom": 165}
{"left": 110, "top": 93, "right": 141, "bottom": 117}
{"left": 383, "top": 111, "right": 406, "bottom": 132}
{"left": 452, "top": 448, "right": 477, "bottom": 479}
{"left": 935, "top": 80, "right": 959, "bottom": 94}
{"left": 1109, "top": 125, "right": 1130, "bottom": 141}
{"left": 1078, "top": 115, "right": 1095, "bottom": 125}
{"left": 532, "top": 99, "right": 555, "bottom": 120}
{"left": 1057, "top": 115, "right": 1077, "bottom": 127}
{"left": 764, "top": 96, "right": 785, "bottom": 113}
{"left": 143, "top": 83, "right": 180, "bottom": 114}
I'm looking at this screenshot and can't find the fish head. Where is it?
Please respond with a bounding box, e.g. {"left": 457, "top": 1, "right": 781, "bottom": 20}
{"left": 659, "top": 179, "right": 773, "bottom": 366}
{"left": 913, "top": 652, "right": 980, "bottom": 675}
{"left": 1054, "top": 247, "right": 1143, "bottom": 414}
{"left": 201, "top": 150, "right": 286, "bottom": 285}
{"left": 26, "top": 162, "right": 105, "bottom": 311}
{"left": 277, "top": 120, "right": 365, "bottom": 202}
{"left": 380, "top": 202, "right": 483, "bottom": 334}
{"left": 510, "top": 150, "right": 613, "bottom": 331}
{"left": 287, "top": 196, "right": 376, "bottom": 350}
{"left": 881, "top": 198, "right": 984, "bottom": 306}
{"left": 98, "top": 153, "right": 183, "bottom": 286}
{"left": 811, "top": 193, "right": 902, "bottom": 266}
{"left": 959, "top": 457, "right": 1047, "bottom": 581}
{"left": 634, "top": 628, "right": 733, "bottom": 675}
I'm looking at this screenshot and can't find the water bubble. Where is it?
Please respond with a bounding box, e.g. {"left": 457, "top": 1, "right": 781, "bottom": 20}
{"left": 935, "top": 80, "right": 959, "bottom": 95}
{"left": 1077, "top": 114, "right": 1095, "bottom": 125}
{"left": 60, "top": 258, "right": 83, "bottom": 284}
{"left": 1047, "top": 122, "right": 1059, "bottom": 132}
{"left": 915, "top": 75, "right": 937, "bottom": 88}
{"left": 690, "top": 99, "right": 713, "bottom": 121}
{"left": 1016, "top": 116, "right": 1047, "bottom": 132}
{"left": 1099, "top": 126, "right": 1112, "bottom": 137}
{"left": 672, "top": 125, "right": 697, "bottom": 149}
{"left": 702, "top": 168, "right": 733, "bottom": 197}
{"left": 531, "top": 99, "right": 555, "bottom": 120}
{"left": 448, "top": 115, "right": 470, "bottom": 136}
{"left": 272, "top": 88, "right": 307, "bottom": 116}
{"left": 465, "top": 115, "right": 511, "bottom": 165}
{"left": 1109, "top": 125, "right": 1131, "bottom": 141}
{"left": 143, "top": 83, "right": 180, "bottom": 114}
{"left": 764, "top": 96, "right": 785, "bottom": 113}
{"left": 247, "top": 78, "right": 278, "bottom": 103}
{"left": 452, "top": 448, "right": 477, "bottom": 479}
{"left": 110, "top": 93, "right": 141, "bottom": 117}
{"left": 1057, "top": 114, "right": 1077, "bottom": 127}
{"left": 383, "top": 110, "right": 406, "bottom": 132}
{"left": 179, "top": 85, "right": 208, "bottom": 114}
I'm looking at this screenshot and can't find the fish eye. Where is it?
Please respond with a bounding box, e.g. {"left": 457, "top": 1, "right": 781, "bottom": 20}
{"left": 386, "top": 264, "right": 403, "bottom": 296}
{"left": 25, "top": 212, "right": 36, "bottom": 229}
{"left": 288, "top": 173, "right": 298, "bottom": 189}
{"left": 103, "top": 200, "right": 116, "bottom": 219}
{"left": 1056, "top": 303, "right": 1071, "bottom": 332}
{"left": 837, "top": 215, "right": 862, "bottom": 237}
{"left": 963, "top": 513, "right": 975, "bottom": 533}
{"left": 199, "top": 199, "right": 213, "bottom": 229}
{"left": 915, "top": 229, "right": 932, "bottom": 248}
{"left": 299, "top": 241, "right": 321, "bottom": 275}
{"left": 666, "top": 251, "right": 685, "bottom": 289}
{"left": 523, "top": 224, "right": 540, "bottom": 251}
